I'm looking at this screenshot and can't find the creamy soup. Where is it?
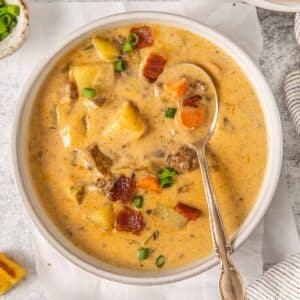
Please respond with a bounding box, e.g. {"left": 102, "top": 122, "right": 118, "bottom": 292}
{"left": 28, "top": 24, "right": 267, "bottom": 271}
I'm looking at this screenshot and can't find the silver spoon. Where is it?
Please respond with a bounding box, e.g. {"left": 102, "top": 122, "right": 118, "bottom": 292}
{"left": 175, "top": 63, "right": 246, "bottom": 300}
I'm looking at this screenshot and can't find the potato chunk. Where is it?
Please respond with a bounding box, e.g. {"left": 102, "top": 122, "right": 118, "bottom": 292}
{"left": 59, "top": 114, "right": 88, "bottom": 148}
{"left": 70, "top": 63, "right": 114, "bottom": 95}
{"left": 153, "top": 203, "right": 188, "bottom": 229}
{"left": 85, "top": 205, "right": 114, "bottom": 231}
{"left": 103, "top": 101, "right": 146, "bottom": 143}
{"left": 0, "top": 253, "right": 26, "bottom": 295}
{"left": 92, "top": 37, "right": 119, "bottom": 62}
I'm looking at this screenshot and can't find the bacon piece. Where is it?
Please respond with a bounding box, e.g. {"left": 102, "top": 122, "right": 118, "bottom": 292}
{"left": 116, "top": 207, "right": 145, "bottom": 234}
{"left": 143, "top": 54, "right": 167, "bottom": 83}
{"left": 109, "top": 174, "right": 136, "bottom": 202}
{"left": 130, "top": 26, "right": 154, "bottom": 49}
{"left": 175, "top": 202, "right": 201, "bottom": 221}
{"left": 182, "top": 95, "right": 202, "bottom": 108}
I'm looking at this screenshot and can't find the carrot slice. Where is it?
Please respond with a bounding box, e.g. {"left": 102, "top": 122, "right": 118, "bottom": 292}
{"left": 180, "top": 105, "right": 205, "bottom": 129}
{"left": 164, "top": 78, "right": 189, "bottom": 97}
{"left": 136, "top": 176, "right": 162, "bottom": 193}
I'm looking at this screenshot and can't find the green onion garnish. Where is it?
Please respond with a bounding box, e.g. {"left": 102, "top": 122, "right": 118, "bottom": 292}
{"left": 0, "top": 7, "right": 5, "bottom": 15}
{"left": 165, "top": 107, "right": 177, "bottom": 119}
{"left": 158, "top": 167, "right": 177, "bottom": 188}
{"left": 82, "top": 88, "right": 97, "bottom": 99}
{"left": 0, "top": 30, "right": 9, "bottom": 40}
{"left": 5, "top": 5, "right": 20, "bottom": 16}
{"left": 0, "top": 21, "right": 6, "bottom": 34}
{"left": 155, "top": 255, "right": 165, "bottom": 268}
{"left": 159, "top": 176, "right": 174, "bottom": 188}
{"left": 1, "top": 13, "right": 12, "bottom": 27}
{"left": 8, "top": 18, "right": 16, "bottom": 30}
{"left": 128, "top": 32, "right": 139, "bottom": 47}
{"left": 114, "top": 60, "right": 125, "bottom": 73}
{"left": 137, "top": 248, "right": 149, "bottom": 260}
{"left": 122, "top": 41, "right": 133, "bottom": 53}
{"left": 158, "top": 167, "right": 177, "bottom": 179}
{"left": 132, "top": 195, "right": 144, "bottom": 209}
{"left": 0, "top": 2, "right": 20, "bottom": 42}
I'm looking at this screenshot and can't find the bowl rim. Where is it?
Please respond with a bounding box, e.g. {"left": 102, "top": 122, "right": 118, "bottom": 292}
{"left": 244, "top": 0, "right": 300, "bottom": 12}
{"left": 12, "top": 11, "right": 283, "bottom": 285}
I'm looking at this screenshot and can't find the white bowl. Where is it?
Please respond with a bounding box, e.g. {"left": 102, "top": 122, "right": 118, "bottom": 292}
{"left": 245, "top": 0, "right": 300, "bottom": 12}
{"left": 12, "top": 12, "right": 282, "bottom": 285}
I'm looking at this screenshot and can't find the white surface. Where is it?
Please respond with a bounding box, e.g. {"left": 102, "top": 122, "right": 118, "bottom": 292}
{"left": 0, "top": 0, "right": 299, "bottom": 299}
{"left": 245, "top": 0, "right": 300, "bottom": 12}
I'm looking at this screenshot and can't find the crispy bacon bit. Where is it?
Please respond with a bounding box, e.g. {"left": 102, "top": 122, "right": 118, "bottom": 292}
{"left": 143, "top": 54, "right": 167, "bottom": 83}
{"left": 116, "top": 207, "right": 145, "bottom": 234}
{"left": 109, "top": 174, "right": 136, "bottom": 202}
{"left": 130, "top": 26, "right": 154, "bottom": 49}
{"left": 182, "top": 95, "right": 202, "bottom": 108}
{"left": 0, "top": 260, "right": 16, "bottom": 278}
{"left": 175, "top": 202, "right": 201, "bottom": 221}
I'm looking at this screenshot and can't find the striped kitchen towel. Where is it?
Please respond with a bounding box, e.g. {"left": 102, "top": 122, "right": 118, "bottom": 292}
{"left": 284, "top": 69, "right": 300, "bottom": 135}
{"left": 247, "top": 253, "right": 300, "bottom": 300}
{"left": 284, "top": 13, "right": 300, "bottom": 136}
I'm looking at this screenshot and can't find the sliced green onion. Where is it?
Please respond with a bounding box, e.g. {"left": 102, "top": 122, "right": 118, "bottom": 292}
{"left": 5, "top": 5, "right": 20, "bottom": 16}
{"left": 8, "top": 18, "right": 16, "bottom": 31}
{"left": 0, "top": 7, "right": 6, "bottom": 16}
{"left": 114, "top": 60, "right": 125, "bottom": 73}
{"left": 0, "top": 21, "right": 6, "bottom": 34}
{"left": 122, "top": 41, "right": 133, "bottom": 53}
{"left": 158, "top": 167, "right": 177, "bottom": 179}
{"left": 155, "top": 255, "right": 165, "bottom": 268}
{"left": 137, "top": 247, "right": 149, "bottom": 260}
{"left": 132, "top": 195, "right": 144, "bottom": 209}
{"left": 82, "top": 87, "right": 97, "bottom": 99}
{"left": 0, "top": 13, "right": 12, "bottom": 27}
{"left": 159, "top": 176, "right": 174, "bottom": 188}
{"left": 0, "top": 30, "right": 9, "bottom": 40}
{"left": 158, "top": 167, "right": 177, "bottom": 188}
{"left": 165, "top": 107, "right": 177, "bottom": 119}
{"left": 128, "top": 32, "right": 139, "bottom": 47}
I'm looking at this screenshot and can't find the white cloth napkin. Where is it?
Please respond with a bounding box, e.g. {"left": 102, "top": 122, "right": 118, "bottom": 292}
{"left": 247, "top": 253, "right": 300, "bottom": 300}
{"left": 15, "top": 1, "right": 300, "bottom": 299}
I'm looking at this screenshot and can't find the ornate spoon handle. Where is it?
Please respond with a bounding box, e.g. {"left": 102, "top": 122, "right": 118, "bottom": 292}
{"left": 194, "top": 146, "right": 246, "bottom": 300}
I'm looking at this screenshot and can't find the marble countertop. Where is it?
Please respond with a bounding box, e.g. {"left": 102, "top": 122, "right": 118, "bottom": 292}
{"left": 257, "top": 9, "right": 300, "bottom": 233}
{"left": 0, "top": 6, "right": 299, "bottom": 300}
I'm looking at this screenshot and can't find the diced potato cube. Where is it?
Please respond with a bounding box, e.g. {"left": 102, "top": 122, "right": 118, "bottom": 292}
{"left": 70, "top": 63, "right": 115, "bottom": 96}
{"left": 86, "top": 205, "right": 114, "bottom": 231}
{"left": 59, "top": 114, "right": 88, "bottom": 149}
{"left": 71, "top": 64, "right": 101, "bottom": 93}
{"left": 92, "top": 37, "right": 119, "bottom": 62}
{"left": 103, "top": 101, "right": 146, "bottom": 143}
{"left": 0, "top": 253, "right": 27, "bottom": 296}
{"left": 153, "top": 203, "right": 188, "bottom": 229}
{"left": 69, "top": 184, "right": 85, "bottom": 204}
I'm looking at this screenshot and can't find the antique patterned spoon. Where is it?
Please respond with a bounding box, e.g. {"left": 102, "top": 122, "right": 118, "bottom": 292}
{"left": 174, "top": 63, "right": 246, "bottom": 300}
